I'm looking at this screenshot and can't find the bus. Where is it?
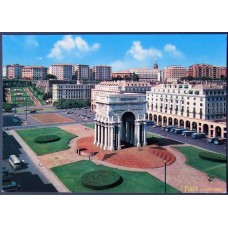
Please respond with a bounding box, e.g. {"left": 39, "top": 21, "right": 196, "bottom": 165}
{"left": 173, "top": 128, "right": 188, "bottom": 134}
{"left": 8, "top": 155, "right": 22, "bottom": 170}
{"left": 191, "top": 133, "right": 206, "bottom": 139}
{"left": 182, "top": 130, "right": 196, "bottom": 136}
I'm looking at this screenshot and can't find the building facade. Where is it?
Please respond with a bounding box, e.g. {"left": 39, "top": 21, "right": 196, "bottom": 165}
{"left": 94, "top": 93, "right": 147, "bottom": 151}
{"left": 188, "top": 64, "right": 227, "bottom": 79}
{"left": 146, "top": 83, "right": 226, "bottom": 138}
{"left": 7, "top": 64, "right": 24, "bottom": 79}
{"left": 49, "top": 64, "right": 73, "bottom": 80}
{"left": 93, "top": 65, "right": 112, "bottom": 81}
{"left": 91, "top": 81, "right": 152, "bottom": 112}
{"left": 22, "top": 66, "right": 47, "bottom": 80}
{"left": 129, "top": 68, "right": 161, "bottom": 82}
{"left": 164, "top": 65, "right": 187, "bottom": 83}
{"left": 112, "top": 71, "right": 132, "bottom": 79}
{"left": 52, "top": 82, "right": 95, "bottom": 102}
{"left": 73, "top": 64, "right": 90, "bottom": 80}
{"left": 2, "top": 65, "right": 11, "bottom": 79}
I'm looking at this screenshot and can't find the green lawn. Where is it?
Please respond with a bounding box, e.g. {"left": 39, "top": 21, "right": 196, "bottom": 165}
{"left": 172, "top": 146, "right": 226, "bottom": 181}
{"left": 16, "top": 127, "right": 77, "bottom": 156}
{"left": 83, "top": 123, "right": 95, "bottom": 129}
{"left": 147, "top": 132, "right": 164, "bottom": 139}
{"left": 10, "top": 87, "right": 35, "bottom": 106}
{"left": 52, "top": 160, "right": 179, "bottom": 193}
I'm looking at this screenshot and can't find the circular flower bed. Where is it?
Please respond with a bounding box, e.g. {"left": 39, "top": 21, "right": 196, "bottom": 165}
{"left": 34, "top": 135, "right": 60, "bottom": 143}
{"left": 81, "top": 170, "right": 122, "bottom": 190}
{"left": 199, "top": 151, "right": 227, "bottom": 162}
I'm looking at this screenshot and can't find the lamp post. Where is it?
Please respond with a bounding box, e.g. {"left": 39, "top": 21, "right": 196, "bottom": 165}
{"left": 25, "top": 98, "right": 28, "bottom": 124}
{"left": 14, "top": 96, "right": 17, "bottom": 113}
{"left": 164, "top": 160, "right": 167, "bottom": 194}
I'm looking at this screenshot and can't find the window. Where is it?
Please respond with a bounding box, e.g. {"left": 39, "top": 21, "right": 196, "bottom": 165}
{"left": 193, "top": 103, "right": 196, "bottom": 106}
{"left": 187, "top": 102, "right": 189, "bottom": 105}
{"left": 200, "top": 103, "right": 202, "bottom": 106}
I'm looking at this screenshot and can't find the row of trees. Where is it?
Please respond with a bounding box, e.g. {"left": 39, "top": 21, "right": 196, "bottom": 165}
{"left": 53, "top": 99, "right": 91, "bottom": 109}
{"left": 112, "top": 73, "right": 139, "bottom": 81}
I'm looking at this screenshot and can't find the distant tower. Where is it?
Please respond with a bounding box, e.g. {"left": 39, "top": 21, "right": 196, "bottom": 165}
{"left": 153, "top": 58, "right": 158, "bottom": 69}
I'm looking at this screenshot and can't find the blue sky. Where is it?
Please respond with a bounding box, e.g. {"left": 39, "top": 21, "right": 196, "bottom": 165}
{"left": 2, "top": 34, "right": 227, "bottom": 71}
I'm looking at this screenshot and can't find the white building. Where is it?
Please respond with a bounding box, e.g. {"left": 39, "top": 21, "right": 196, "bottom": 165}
{"left": 2, "top": 65, "right": 10, "bottom": 79}
{"left": 93, "top": 65, "right": 112, "bottom": 81}
{"left": 91, "top": 81, "right": 152, "bottom": 111}
{"left": 52, "top": 82, "right": 95, "bottom": 102}
{"left": 73, "top": 64, "right": 90, "bottom": 80}
{"left": 146, "top": 83, "right": 226, "bottom": 138}
{"left": 129, "top": 68, "right": 161, "bottom": 82}
{"left": 49, "top": 64, "right": 73, "bottom": 80}
{"left": 95, "top": 93, "right": 147, "bottom": 151}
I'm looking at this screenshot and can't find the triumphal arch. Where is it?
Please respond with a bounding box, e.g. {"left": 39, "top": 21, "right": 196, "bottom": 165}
{"left": 94, "top": 93, "right": 147, "bottom": 151}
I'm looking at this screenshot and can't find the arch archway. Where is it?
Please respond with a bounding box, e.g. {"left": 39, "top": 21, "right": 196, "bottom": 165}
{"left": 192, "top": 122, "right": 197, "bottom": 131}
{"left": 168, "top": 117, "right": 172, "bottom": 125}
{"left": 180, "top": 119, "right": 184, "bottom": 127}
{"left": 121, "top": 112, "right": 136, "bottom": 146}
{"left": 163, "top": 116, "right": 167, "bottom": 125}
{"left": 215, "top": 126, "right": 221, "bottom": 137}
{"left": 203, "top": 124, "right": 209, "bottom": 136}
{"left": 154, "top": 114, "right": 157, "bottom": 123}
{"left": 174, "top": 118, "right": 178, "bottom": 126}
{"left": 145, "top": 113, "right": 148, "bottom": 120}
{"left": 186, "top": 120, "right": 190, "bottom": 129}
{"left": 149, "top": 113, "right": 152, "bottom": 121}
{"left": 158, "top": 115, "right": 162, "bottom": 125}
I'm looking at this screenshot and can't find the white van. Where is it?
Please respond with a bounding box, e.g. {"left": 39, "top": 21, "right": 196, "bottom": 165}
{"left": 8, "top": 155, "right": 22, "bottom": 170}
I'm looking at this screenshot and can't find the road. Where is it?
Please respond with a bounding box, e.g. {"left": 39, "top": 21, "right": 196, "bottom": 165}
{"left": 147, "top": 125, "right": 227, "bottom": 155}
{"left": 2, "top": 132, "right": 57, "bottom": 193}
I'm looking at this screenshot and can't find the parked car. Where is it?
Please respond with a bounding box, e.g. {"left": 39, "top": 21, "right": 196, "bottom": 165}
{"left": 207, "top": 137, "right": 219, "bottom": 143}
{"left": 214, "top": 138, "right": 226, "bottom": 145}
{"left": 191, "top": 133, "right": 206, "bottom": 139}
{"left": 152, "top": 125, "right": 158, "bottom": 128}
{"left": 30, "top": 110, "right": 36, "bottom": 113}
{"left": 66, "top": 111, "right": 73, "bottom": 114}
{"left": 2, "top": 181, "right": 21, "bottom": 192}
{"left": 147, "top": 121, "right": 155, "bottom": 126}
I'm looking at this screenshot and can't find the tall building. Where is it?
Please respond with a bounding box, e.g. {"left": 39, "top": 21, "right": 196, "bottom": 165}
{"left": 73, "top": 64, "right": 90, "bottom": 80}
{"left": 188, "top": 64, "right": 227, "bottom": 79}
{"left": 91, "top": 81, "right": 152, "bottom": 111}
{"left": 164, "top": 65, "right": 187, "bottom": 83}
{"left": 7, "top": 64, "right": 24, "bottom": 79}
{"left": 93, "top": 65, "right": 112, "bottom": 81}
{"left": 2, "top": 65, "right": 10, "bottom": 79}
{"left": 146, "top": 83, "right": 226, "bottom": 138}
{"left": 49, "top": 64, "right": 73, "bottom": 80}
{"left": 22, "top": 66, "right": 47, "bottom": 80}
{"left": 52, "top": 82, "right": 95, "bottom": 102}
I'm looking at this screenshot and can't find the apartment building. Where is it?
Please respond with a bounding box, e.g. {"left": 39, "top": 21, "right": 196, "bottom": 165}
{"left": 93, "top": 65, "right": 112, "bottom": 81}
{"left": 7, "top": 64, "right": 24, "bottom": 79}
{"left": 49, "top": 64, "right": 73, "bottom": 80}
{"left": 164, "top": 65, "right": 187, "bottom": 83}
{"left": 22, "top": 66, "right": 47, "bottom": 80}
{"left": 73, "top": 64, "right": 91, "bottom": 80}
{"left": 188, "top": 64, "right": 227, "bottom": 79}
{"left": 146, "top": 83, "right": 226, "bottom": 137}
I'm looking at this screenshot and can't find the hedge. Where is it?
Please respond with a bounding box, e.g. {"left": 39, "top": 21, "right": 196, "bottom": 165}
{"left": 199, "top": 151, "right": 227, "bottom": 163}
{"left": 81, "top": 170, "right": 122, "bottom": 190}
{"left": 34, "top": 135, "right": 60, "bottom": 144}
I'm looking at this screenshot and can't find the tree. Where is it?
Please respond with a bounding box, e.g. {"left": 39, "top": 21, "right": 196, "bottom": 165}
{"left": 44, "top": 74, "right": 57, "bottom": 80}
{"left": 131, "top": 73, "right": 139, "bottom": 81}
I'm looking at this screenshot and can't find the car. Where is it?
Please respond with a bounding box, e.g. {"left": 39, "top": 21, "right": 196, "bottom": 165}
{"left": 214, "top": 138, "right": 226, "bottom": 145}
{"left": 66, "top": 111, "right": 73, "bottom": 114}
{"left": 2, "top": 181, "right": 21, "bottom": 192}
{"left": 146, "top": 121, "right": 155, "bottom": 125}
{"left": 30, "top": 110, "right": 36, "bottom": 113}
{"left": 152, "top": 125, "right": 158, "bottom": 128}
{"left": 207, "top": 137, "right": 219, "bottom": 143}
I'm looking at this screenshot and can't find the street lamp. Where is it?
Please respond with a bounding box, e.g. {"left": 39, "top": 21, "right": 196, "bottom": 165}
{"left": 25, "top": 98, "right": 28, "bottom": 124}
{"left": 164, "top": 159, "right": 167, "bottom": 194}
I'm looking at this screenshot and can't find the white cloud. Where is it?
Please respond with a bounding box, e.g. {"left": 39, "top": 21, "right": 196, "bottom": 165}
{"left": 48, "top": 35, "right": 100, "bottom": 59}
{"left": 164, "top": 43, "right": 183, "bottom": 58}
{"left": 26, "top": 36, "right": 39, "bottom": 47}
{"left": 127, "top": 41, "right": 162, "bottom": 61}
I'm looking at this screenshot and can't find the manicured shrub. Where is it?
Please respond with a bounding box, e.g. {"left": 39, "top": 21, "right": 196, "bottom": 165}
{"left": 199, "top": 151, "right": 227, "bottom": 163}
{"left": 34, "top": 135, "right": 60, "bottom": 143}
{"left": 81, "top": 170, "right": 122, "bottom": 190}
